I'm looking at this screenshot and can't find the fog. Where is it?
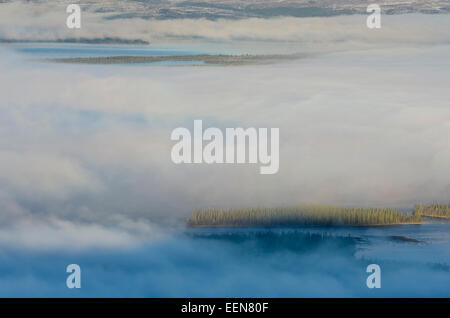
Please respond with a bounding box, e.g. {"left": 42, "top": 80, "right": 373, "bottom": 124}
{"left": 0, "top": 9, "right": 449, "bottom": 296}
{"left": 1, "top": 43, "right": 450, "bottom": 238}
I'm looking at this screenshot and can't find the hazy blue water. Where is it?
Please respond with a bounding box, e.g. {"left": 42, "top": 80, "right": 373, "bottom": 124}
{"left": 5, "top": 43, "right": 236, "bottom": 66}
{"left": 13, "top": 43, "right": 204, "bottom": 58}
{"left": 0, "top": 220, "right": 449, "bottom": 297}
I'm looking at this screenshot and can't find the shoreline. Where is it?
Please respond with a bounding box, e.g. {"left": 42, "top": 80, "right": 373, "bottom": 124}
{"left": 422, "top": 215, "right": 450, "bottom": 220}
{"left": 186, "top": 222, "right": 428, "bottom": 228}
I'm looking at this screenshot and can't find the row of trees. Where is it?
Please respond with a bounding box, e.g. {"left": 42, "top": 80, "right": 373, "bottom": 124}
{"left": 415, "top": 203, "right": 450, "bottom": 219}
{"left": 187, "top": 205, "right": 424, "bottom": 227}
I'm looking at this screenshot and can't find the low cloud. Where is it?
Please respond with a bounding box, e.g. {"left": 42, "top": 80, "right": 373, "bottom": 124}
{"left": 0, "top": 6, "right": 449, "bottom": 297}
{"left": 0, "top": 150, "right": 102, "bottom": 200}
{"left": 0, "top": 13, "right": 449, "bottom": 250}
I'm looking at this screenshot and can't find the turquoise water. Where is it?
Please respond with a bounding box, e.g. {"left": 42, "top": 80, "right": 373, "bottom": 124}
{"left": 5, "top": 43, "right": 238, "bottom": 66}
{"left": 3, "top": 43, "right": 228, "bottom": 66}
{"left": 12, "top": 43, "right": 204, "bottom": 58}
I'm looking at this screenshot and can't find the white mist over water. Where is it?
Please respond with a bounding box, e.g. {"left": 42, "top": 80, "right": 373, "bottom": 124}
{"left": 0, "top": 11, "right": 449, "bottom": 296}
{"left": 1, "top": 223, "right": 450, "bottom": 297}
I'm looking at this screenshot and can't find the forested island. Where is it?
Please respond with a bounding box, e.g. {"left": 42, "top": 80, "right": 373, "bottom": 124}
{"left": 186, "top": 204, "right": 450, "bottom": 227}
{"left": 1, "top": 37, "right": 149, "bottom": 45}
{"left": 48, "top": 54, "right": 299, "bottom": 66}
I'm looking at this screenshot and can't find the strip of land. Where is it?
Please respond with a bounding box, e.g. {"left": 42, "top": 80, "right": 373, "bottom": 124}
{"left": 1, "top": 37, "right": 149, "bottom": 45}
{"left": 186, "top": 204, "right": 427, "bottom": 227}
{"left": 47, "top": 54, "right": 301, "bottom": 66}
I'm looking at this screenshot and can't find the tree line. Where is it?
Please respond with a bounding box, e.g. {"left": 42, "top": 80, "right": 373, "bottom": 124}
{"left": 415, "top": 203, "right": 450, "bottom": 219}
{"left": 187, "top": 204, "right": 428, "bottom": 227}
